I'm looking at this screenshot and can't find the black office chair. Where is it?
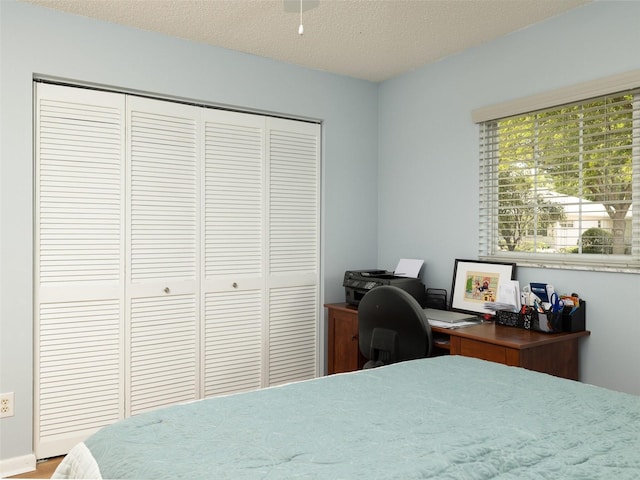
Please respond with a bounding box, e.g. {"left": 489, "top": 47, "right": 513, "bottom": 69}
{"left": 358, "top": 285, "right": 433, "bottom": 369}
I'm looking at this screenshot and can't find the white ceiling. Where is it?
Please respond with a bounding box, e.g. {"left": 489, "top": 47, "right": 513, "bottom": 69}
{"left": 22, "top": 0, "right": 590, "bottom": 82}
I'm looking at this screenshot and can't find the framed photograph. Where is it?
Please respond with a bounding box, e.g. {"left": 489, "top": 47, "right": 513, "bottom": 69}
{"left": 450, "top": 259, "right": 516, "bottom": 315}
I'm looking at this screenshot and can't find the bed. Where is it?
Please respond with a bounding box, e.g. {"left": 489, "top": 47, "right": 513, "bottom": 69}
{"left": 53, "top": 356, "right": 640, "bottom": 479}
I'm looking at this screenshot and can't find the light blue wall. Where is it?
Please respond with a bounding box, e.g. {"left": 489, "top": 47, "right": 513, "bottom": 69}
{"left": 378, "top": 1, "right": 640, "bottom": 395}
{"left": 0, "top": 0, "right": 378, "bottom": 460}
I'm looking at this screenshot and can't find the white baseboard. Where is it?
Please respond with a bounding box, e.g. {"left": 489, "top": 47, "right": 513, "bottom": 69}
{"left": 0, "top": 453, "right": 37, "bottom": 478}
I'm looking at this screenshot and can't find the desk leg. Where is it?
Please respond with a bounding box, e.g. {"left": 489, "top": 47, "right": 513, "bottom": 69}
{"left": 449, "top": 336, "right": 461, "bottom": 355}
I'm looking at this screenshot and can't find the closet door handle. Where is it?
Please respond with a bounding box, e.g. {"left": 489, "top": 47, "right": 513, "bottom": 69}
{"left": 232, "top": 282, "right": 238, "bottom": 289}
{"left": 164, "top": 287, "right": 170, "bottom": 294}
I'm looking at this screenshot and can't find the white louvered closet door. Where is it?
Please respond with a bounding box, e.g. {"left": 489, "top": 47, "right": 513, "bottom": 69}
{"left": 34, "top": 83, "right": 126, "bottom": 458}
{"left": 202, "top": 110, "right": 265, "bottom": 397}
{"left": 266, "top": 118, "right": 321, "bottom": 385}
{"left": 35, "top": 83, "right": 321, "bottom": 458}
{"left": 126, "top": 97, "right": 200, "bottom": 415}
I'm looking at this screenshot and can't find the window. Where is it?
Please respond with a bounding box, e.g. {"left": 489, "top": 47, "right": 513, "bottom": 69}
{"left": 478, "top": 88, "right": 640, "bottom": 272}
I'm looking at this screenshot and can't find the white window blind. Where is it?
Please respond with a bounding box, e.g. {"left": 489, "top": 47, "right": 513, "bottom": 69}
{"left": 478, "top": 88, "right": 640, "bottom": 272}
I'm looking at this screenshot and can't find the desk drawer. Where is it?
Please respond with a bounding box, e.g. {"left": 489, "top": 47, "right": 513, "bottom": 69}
{"left": 459, "top": 338, "right": 507, "bottom": 364}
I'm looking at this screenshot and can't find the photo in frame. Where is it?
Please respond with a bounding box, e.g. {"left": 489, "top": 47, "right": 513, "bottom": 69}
{"left": 450, "top": 259, "right": 516, "bottom": 315}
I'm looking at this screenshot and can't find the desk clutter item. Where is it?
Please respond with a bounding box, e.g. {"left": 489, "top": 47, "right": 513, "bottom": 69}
{"left": 425, "top": 288, "right": 447, "bottom": 310}
{"left": 496, "top": 300, "right": 586, "bottom": 333}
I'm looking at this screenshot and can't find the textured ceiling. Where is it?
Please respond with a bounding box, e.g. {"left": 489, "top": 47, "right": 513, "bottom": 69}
{"left": 22, "top": 0, "right": 590, "bottom": 82}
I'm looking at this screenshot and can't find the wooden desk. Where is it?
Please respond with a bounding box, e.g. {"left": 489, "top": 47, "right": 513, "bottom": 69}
{"left": 325, "top": 303, "right": 590, "bottom": 380}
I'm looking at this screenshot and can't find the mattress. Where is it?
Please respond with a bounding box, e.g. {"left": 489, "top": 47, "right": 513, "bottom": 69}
{"left": 54, "top": 356, "right": 640, "bottom": 479}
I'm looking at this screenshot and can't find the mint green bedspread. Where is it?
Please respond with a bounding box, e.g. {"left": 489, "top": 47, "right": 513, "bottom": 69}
{"left": 84, "top": 356, "right": 640, "bottom": 479}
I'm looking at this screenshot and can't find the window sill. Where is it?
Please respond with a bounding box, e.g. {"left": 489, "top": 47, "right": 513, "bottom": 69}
{"left": 481, "top": 254, "right": 640, "bottom": 274}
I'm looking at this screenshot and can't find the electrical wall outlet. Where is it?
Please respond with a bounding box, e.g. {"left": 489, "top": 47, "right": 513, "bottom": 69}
{"left": 1, "top": 392, "right": 14, "bottom": 418}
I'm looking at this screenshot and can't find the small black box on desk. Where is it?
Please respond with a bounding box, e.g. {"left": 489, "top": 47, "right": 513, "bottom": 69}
{"left": 495, "top": 301, "right": 586, "bottom": 333}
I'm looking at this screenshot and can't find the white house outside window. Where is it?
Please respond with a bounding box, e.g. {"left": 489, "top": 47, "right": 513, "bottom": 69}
{"left": 478, "top": 88, "right": 640, "bottom": 272}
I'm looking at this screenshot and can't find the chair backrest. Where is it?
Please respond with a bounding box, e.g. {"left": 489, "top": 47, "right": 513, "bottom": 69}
{"left": 358, "top": 285, "right": 433, "bottom": 369}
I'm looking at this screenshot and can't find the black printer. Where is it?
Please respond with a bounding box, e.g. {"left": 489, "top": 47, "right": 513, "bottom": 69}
{"left": 343, "top": 270, "right": 426, "bottom": 307}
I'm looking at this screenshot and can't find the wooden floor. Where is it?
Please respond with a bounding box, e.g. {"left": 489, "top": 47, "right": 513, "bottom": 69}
{"left": 9, "top": 457, "right": 63, "bottom": 479}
